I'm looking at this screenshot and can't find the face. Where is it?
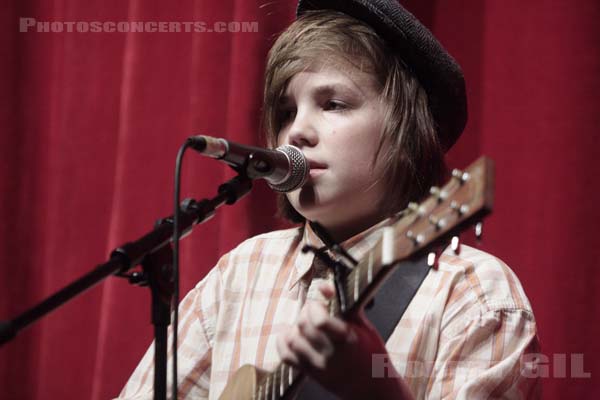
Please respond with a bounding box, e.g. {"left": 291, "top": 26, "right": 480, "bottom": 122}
{"left": 277, "top": 62, "right": 389, "bottom": 241}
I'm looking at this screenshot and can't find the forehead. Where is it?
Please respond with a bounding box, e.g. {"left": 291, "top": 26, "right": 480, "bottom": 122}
{"left": 282, "top": 60, "right": 380, "bottom": 100}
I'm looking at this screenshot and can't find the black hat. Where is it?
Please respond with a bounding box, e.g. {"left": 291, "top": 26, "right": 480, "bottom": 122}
{"left": 297, "top": 0, "right": 467, "bottom": 151}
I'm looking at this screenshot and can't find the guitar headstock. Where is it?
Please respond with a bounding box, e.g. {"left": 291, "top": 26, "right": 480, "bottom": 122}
{"left": 323, "top": 156, "right": 494, "bottom": 315}
{"left": 387, "top": 156, "right": 495, "bottom": 263}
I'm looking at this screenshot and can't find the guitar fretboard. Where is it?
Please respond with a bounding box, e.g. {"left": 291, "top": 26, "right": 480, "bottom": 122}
{"left": 254, "top": 361, "right": 301, "bottom": 399}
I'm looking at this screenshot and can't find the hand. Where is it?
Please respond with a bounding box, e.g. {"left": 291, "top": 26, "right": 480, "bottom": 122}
{"left": 276, "top": 282, "right": 412, "bottom": 399}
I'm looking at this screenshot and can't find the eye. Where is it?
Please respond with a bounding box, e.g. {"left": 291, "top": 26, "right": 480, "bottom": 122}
{"left": 278, "top": 107, "right": 296, "bottom": 124}
{"left": 323, "top": 100, "right": 348, "bottom": 111}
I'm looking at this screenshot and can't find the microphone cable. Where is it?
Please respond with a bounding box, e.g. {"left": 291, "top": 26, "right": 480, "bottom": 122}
{"left": 171, "top": 140, "right": 194, "bottom": 400}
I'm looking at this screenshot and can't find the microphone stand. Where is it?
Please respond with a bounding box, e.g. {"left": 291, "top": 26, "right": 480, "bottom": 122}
{"left": 0, "top": 173, "right": 252, "bottom": 400}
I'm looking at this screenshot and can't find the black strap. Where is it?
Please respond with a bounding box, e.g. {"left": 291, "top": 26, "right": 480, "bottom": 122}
{"left": 364, "top": 255, "right": 431, "bottom": 341}
{"left": 296, "top": 255, "right": 430, "bottom": 399}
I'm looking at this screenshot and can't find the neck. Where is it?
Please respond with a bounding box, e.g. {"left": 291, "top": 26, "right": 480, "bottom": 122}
{"left": 317, "top": 211, "right": 389, "bottom": 243}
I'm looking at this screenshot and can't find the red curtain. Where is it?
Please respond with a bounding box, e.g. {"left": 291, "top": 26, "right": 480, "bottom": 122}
{"left": 1, "top": 1, "right": 598, "bottom": 398}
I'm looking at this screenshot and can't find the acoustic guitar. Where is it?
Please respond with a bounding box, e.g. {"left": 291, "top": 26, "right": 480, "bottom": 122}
{"left": 219, "top": 156, "right": 495, "bottom": 400}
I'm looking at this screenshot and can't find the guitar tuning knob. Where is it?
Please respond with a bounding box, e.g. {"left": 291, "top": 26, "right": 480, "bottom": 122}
{"left": 382, "top": 227, "right": 395, "bottom": 265}
{"left": 429, "top": 186, "right": 447, "bottom": 202}
{"left": 451, "top": 169, "right": 470, "bottom": 184}
{"left": 451, "top": 236, "right": 461, "bottom": 255}
{"left": 407, "top": 202, "right": 424, "bottom": 217}
{"left": 427, "top": 251, "right": 439, "bottom": 268}
{"left": 475, "top": 221, "right": 484, "bottom": 241}
{"left": 450, "top": 201, "right": 470, "bottom": 216}
{"left": 406, "top": 230, "right": 422, "bottom": 246}
{"left": 428, "top": 215, "right": 446, "bottom": 231}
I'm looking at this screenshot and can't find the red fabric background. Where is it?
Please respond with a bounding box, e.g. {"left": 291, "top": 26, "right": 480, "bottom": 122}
{"left": 1, "top": 1, "right": 598, "bottom": 398}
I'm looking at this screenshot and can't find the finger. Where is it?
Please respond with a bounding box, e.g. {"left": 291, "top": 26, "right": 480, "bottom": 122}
{"left": 317, "top": 281, "right": 336, "bottom": 299}
{"left": 306, "top": 302, "right": 349, "bottom": 344}
{"left": 287, "top": 325, "right": 328, "bottom": 370}
{"left": 276, "top": 330, "right": 300, "bottom": 366}
{"left": 298, "top": 306, "right": 334, "bottom": 357}
{"left": 298, "top": 287, "right": 354, "bottom": 344}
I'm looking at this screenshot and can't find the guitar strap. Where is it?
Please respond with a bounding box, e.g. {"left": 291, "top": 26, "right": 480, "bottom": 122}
{"left": 296, "top": 254, "right": 431, "bottom": 399}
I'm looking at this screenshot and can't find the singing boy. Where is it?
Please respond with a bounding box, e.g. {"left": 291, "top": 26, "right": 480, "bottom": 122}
{"left": 119, "top": 1, "right": 540, "bottom": 398}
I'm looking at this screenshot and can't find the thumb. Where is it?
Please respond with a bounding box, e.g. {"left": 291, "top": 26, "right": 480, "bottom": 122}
{"left": 318, "top": 281, "right": 336, "bottom": 299}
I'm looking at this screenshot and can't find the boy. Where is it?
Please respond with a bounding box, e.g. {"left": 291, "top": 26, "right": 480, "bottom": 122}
{"left": 119, "top": 1, "right": 540, "bottom": 398}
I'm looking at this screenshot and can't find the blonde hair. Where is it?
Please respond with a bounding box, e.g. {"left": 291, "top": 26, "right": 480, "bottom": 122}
{"left": 263, "top": 11, "right": 446, "bottom": 223}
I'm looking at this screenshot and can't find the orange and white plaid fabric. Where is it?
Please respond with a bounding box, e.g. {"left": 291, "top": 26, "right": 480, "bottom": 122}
{"left": 117, "top": 220, "right": 540, "bottom": 399}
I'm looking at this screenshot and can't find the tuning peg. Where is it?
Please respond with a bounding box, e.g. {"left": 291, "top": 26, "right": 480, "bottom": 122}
{"left": 406, "top": 201, "right": 425, "bottom": 217}
{"left": 451, "top": 168, "right": 470, "bottom": 184}
{"left": 405, "top": 230, "right": 423, "bottom": 246}
{"left": 427, "top": 251, "right": 439, "bottom": 268}
{"left": 429, "top": 186, "right": 447, "bottom": 202}
{"left": 450, "top": 236, "right": 461, "bottom": 255}
{"left": 475, "top": 221, "right": 484, "bottom": 241}
{"left": 382, "top": 227, "right": 395, "bottom": 264}
{"left": 428, "top": 215, "right": 446, "bottom": 231}
{"left": 450, "top": 201, "right": 470, "bottom": 216}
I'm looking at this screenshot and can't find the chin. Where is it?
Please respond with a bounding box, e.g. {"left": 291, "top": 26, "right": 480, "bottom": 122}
{"left": 296, "top": 206, "right": 345, "bottom": 229}
{"left": 288, "top": 191, "right": 360, "bottom": 227}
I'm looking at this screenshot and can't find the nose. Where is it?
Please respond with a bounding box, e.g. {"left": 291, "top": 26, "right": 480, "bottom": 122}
{"left": 284, "top": 108, "right": 319, "bottom": 148}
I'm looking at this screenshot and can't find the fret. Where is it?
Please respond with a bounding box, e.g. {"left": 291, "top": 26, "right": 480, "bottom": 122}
{"left": 265, "top": 375, "right": 271, "bottom": 399}
{"left": 344, "top": 270, "right": 360, "bottom": 310}
{"left": 279, "top": 364, "right": 286, "bottom": 397}
{"left": 344, "top": 271, "right": 355, "bottom": 310}
{"left": 367, "top": 252, "right": 373, "bottom": 283}
{"left": 353, "top": 267, "right": 359, "bottom": 301}
{"left": 258, "top": 382, "right": 263, "bottom": 400}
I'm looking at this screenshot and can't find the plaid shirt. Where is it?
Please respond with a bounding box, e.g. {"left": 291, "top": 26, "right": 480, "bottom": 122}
{"left": 118, "top": 220, "right": 540, "bottom": 399}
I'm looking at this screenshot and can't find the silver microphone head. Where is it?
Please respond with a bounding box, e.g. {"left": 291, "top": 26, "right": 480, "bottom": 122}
{"left": 268, "top": 145, "right": 309, "bottom": 193}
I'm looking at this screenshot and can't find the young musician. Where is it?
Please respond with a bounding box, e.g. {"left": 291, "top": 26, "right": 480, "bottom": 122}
{"left": 118, "top": 1, "right": 540, "bottom": 398}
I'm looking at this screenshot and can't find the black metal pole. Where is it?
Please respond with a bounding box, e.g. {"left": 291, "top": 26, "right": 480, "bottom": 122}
{"left": 0, "top": 174, "right": 253, "bottom": 347}
{"left": 142, "top": 243, "right": 175, "bottom": 400}
{"left": 0, "top": 256, "right": 125, "bottom": 345}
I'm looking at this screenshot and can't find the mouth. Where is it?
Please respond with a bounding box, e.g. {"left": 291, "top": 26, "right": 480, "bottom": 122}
{"left": 307, "top": 159, "right": 327, "bottom": 178}
{"left": 307, "top": 159, "right": 327, "bottom": 169}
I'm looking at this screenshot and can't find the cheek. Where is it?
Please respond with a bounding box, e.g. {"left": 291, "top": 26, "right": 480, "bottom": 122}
{"left": 335, "top": 113, "right": 383, "bottom": 156}
{"left": 341, "top": 135, "right": 380, "bottom": 168}
{"left": 337, "top": 137, "right": 386, "bottom": 188}
{"left": 275, "top": 131, "right": 286, "bottom": 147}
{"left": 334, "top": 152, "right": 381, "bottom": 193}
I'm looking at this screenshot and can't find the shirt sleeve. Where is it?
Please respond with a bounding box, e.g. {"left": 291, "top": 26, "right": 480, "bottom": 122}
{"left": 115, "top": 263, "right": 224, "bottom": 400}
{"left": 426, "top": 305, "right": 541, "bottom": 399}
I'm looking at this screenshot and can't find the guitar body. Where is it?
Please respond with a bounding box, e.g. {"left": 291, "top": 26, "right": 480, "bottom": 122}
{"left": 218, "top": 364, "right": 266, "bottom": 400}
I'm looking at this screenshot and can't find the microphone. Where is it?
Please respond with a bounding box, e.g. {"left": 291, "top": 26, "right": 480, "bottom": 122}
{"left": 187, "top": 135, "right": 309, "bottom": 193}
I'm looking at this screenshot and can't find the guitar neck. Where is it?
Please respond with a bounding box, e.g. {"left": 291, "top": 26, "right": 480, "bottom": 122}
{"left": 252, "top": 361, "right": 303, "bottom": 400}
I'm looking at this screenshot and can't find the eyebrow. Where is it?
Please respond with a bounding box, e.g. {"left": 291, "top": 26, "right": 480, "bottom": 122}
{"left": 315, "top": 84, "right": 357, "bottom": 97}
{"left": 280, "top": 83, "right": 361, "bottom": 105}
